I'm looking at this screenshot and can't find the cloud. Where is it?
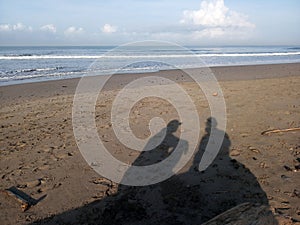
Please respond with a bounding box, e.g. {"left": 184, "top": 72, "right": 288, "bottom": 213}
{"left": 0, "top": 24, "right": 11, "bottom": 31}
{"left": 180, "top": 0, "right": 255, "bottom": 28}
{"left": 194, "top": 27, "right": 225, "bottom": 38}
{"left": 102, "top": 24, "right": 117, "bottom": 33}
{"left": 64, "top": 26, "right": 84, "bottom": 35}
{"left": 192, "top": 27, "right": 251, "bottom": 40}
{"left": 40, "top": 24, "right": 56, "bottom": 33}
{"left": 0, "top": 23, "right": 32, "bottom": 32}
{"left": 178, "top": 0, "right": 255, "bottom": 41}
{"left": 13, "top": 23, "right": 33, "bottom": 31}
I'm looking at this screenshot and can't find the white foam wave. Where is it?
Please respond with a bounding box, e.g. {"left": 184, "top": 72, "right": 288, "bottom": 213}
{"left": 1, "top": 52, "right": 300, "bottom": 60}
{"left": 13, "top": 67, "right": 61, "bottom": 73}
{"left": 0, "top": 70, "right": 85, "bottom": 81}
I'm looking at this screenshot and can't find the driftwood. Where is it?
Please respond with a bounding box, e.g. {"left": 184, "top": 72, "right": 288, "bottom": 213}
{"left": 261, "top": 127, "right": 300, "bottom": 135}
{"left": 2, "top": 186, "right": 46, "bottom": 211}
{"left": 202, "top": 202, "right": 277, "bottom": 225}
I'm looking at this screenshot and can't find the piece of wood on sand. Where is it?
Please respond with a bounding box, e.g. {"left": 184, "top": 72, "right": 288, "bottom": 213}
{"left": 261, "top": 127, "right": 300, "bottom": 135}
{"left": 1, "top": 186, "right": 46, "bottom": 211}
{"left": 202, "top": 202, "right": 277, "bottom": 225}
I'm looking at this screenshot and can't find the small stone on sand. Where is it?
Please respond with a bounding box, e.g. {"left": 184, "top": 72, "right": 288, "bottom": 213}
{"left": 230, "top": 149, "right": 241, "bottom": 156}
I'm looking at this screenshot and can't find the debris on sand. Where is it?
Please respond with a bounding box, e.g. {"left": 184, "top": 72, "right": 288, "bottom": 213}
{"left": 1, "top": 186, "right": 46, "bottom": 211}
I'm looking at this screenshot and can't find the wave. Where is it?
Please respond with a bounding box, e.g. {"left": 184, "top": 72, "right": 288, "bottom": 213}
{"left": 287, "top": 47, "right": 300, "bottom": 50}
{"left": 0, "top": 70, "right": 85, "bottom": 81}
{"left": 1, "top": 52, "right": 300, "bottom": 60}
{"left": 0, "top": 65, "right": 163, "bottom": 82}
{"left": 6, "top": 67, "right": 63, "bottom": 74}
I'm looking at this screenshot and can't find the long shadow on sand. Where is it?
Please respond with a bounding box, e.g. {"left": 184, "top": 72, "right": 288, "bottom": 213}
{"left": 32, "top": 117, "right": 276, "bottom": 225}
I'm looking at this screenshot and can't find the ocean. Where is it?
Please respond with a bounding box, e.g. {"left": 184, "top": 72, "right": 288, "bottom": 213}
{"left": 0, "top": 45, "right": 300, "bottom": 86}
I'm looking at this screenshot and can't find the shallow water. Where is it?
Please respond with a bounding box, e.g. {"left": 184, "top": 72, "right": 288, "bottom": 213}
{"left": 0, "top": 45, "right": 300, "bottom": 86}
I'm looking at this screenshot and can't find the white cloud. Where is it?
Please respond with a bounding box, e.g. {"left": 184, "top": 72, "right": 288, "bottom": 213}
{"left": 178, "top": 0, "right": 255, "bottom": 41}
{"left": 102, "top": 24, "right": 117, "bottom": 33}
{"left": 0, "top": 23, "right": 33, "bottom": 32}
{"left": 13, "top": 23, "right": 25, "bottom": 31}
{"left": 13, "top": 23, "right": 33, "bottom": 31}
{"left": 64, "top": 26, "right": 84, "bottom": 35}
{"left": 0, "top": 24, "right": 11, "bottom": 31}
{"left": 192, "top": 27, "right": 251, "bottom": 39}
{"left": 194, "top": 27, "right": 225, "bottom": 38}
{"left": 180, "top": 0, "right": 255, "bottom": 28}
{"left": 40, "top": 24, "right": 56, "bottom": 33}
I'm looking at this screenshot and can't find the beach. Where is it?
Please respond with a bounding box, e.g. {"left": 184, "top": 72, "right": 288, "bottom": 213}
{"left": 0, "top": 63, "right": 300, "bottom": 224}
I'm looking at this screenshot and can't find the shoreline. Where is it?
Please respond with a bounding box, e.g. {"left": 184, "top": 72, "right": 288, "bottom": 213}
{"left": 1, "top": 62, "right": 300, "bottom": 103}
{"left": 2, "top": 62, "right": 300, "bottom": 87}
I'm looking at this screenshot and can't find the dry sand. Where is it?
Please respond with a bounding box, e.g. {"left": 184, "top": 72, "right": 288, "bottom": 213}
{"left": 0, "top": 63, "right": 299, "bottom": 224}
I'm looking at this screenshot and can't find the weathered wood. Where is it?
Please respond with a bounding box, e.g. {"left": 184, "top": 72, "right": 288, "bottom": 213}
{"left": 202, "top": 202, "right": 277, "bottom": 225}
{"left": 2, "top": 186, "right": 46, "bottom": 212}
{"left": 261, "top": 127, "right": 300, "bottom": 135}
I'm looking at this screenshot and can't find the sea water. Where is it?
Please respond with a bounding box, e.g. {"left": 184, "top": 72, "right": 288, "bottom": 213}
{"left": 0, "top": 45, "right": 300, "bottom": 86}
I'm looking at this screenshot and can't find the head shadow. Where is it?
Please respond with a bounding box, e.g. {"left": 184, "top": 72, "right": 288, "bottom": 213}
{"left": 131, "top": 119, "right": 185, "bottom": 167}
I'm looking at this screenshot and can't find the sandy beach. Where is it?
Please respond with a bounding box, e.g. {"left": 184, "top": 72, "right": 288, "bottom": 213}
{"left": 0, "top": 63, "right": 300, "bottom": 224}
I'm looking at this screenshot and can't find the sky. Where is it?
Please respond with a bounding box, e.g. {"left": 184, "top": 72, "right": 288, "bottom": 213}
{"left": 0, "top": 0, "right": 299, "bottom": 46}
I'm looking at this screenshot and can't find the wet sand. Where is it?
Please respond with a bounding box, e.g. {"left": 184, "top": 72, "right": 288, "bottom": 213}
{"left": 0, "top": 63, "right": 299, "bottom": 224}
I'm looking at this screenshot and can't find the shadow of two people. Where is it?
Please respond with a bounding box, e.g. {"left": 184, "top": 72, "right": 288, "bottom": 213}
{"left": 33, "top": 117, "right": 277, "bottom": 225}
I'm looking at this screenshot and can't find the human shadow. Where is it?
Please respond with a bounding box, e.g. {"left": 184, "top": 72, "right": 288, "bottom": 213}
{"left": 32, "top": 118, "right": 277, "bottom": 225}
{"left": 127, "top": 119, "right": 187, "bottom": 166}
{"left": 119, "top": 119, "right": 188, "bottom": 186}
{"left": 174, "top": 117, "right": 275, "bottom": 223}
